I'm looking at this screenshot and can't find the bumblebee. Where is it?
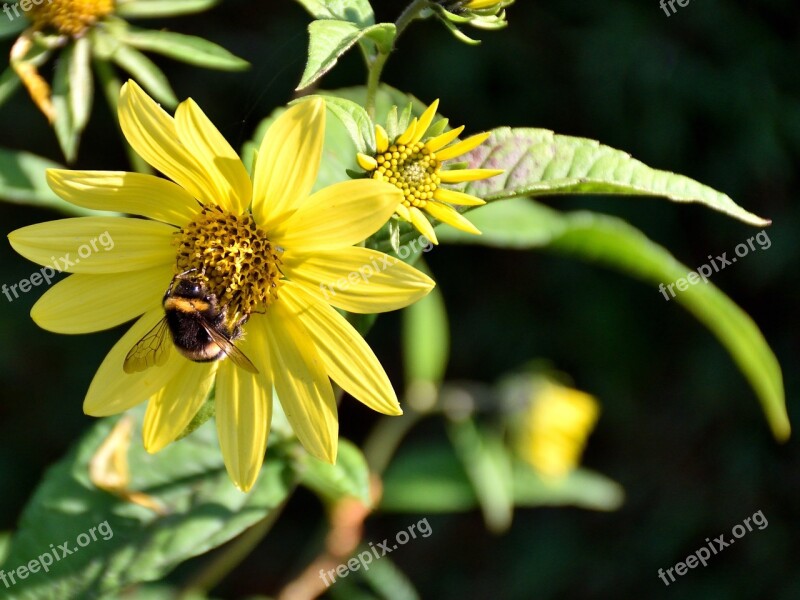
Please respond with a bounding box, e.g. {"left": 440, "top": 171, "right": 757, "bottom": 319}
{"left": 123, "top": 272, "right": 258, "bottom": 374}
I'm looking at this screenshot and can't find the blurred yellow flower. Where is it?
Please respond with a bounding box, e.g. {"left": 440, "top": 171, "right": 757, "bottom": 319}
{"left": 516, "top": 381, "right": 600, "bottom": 479}
{"left": 8, "top": 82, "right": 434, "bottom": 491}
{"left": 28, "top": 0, "right": 114, "bottom": 36}
{"left": 1, "top": 0, "right": 247, "bottom": 161}
{"left": 356, "top": 99, "right": 502, "bottom": 244}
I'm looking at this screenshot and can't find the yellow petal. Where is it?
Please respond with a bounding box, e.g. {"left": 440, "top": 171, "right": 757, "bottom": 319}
{"left": 281, "top": 283, "right": 401, "bottom": 415}
{"left": 394, "top": 203, "right": 412, "bottom": 221}
{"left": 143, "top": 360, "right": 217, "bottom": 453}
{"left": 216, "top": 320, "right": 273, "bottom": 492}
{"left": 424, "top": 125, "right": 465, "bottom": 153}
{"left": 425, "top": 201, "right": 481, "bottom": 235}
{"left": 119, "top": 80, "right": 216, "bottom": 205}
{"left": 31, "top": 263, "right": 172, "bottom": 333}
{"left": 283, "top": 246, "right": 435, "bottom": 314}
{"left": 435, "top": 131, "right": 491, "bottom": 161}
{"left": 84, "top": 309, "right": 184, "bottom": 416}
{"left": 265, "top": 300, "right": 337, "bottom": 463}
{"left": 438, "top": 168, "right": 504, "bottom": 184}
{"left": 253, "top": 98, "right": 325, "bottom": 230}
{"left": 410, "top": 99, "right": 439, "bottom": 144}
{"left": 396, "top": 118, "right": 418, "bottom": 146}
{"left": 47, "top": 170, "right": 199, "bottom": 226}
{"left": 375, "top": 124, "right": 389, "bottom": 153}
{"left": 174, "top": 98, "right": 251, "bottom": 214}
{"left": 357, "top": 153, "right": 378, "bottom": 171}
{"left": 408, "top": 206, "right": 439, "bottom": 244}
{"left": 8, "top": 217, "right": 176, "bottom": 274}
{"left": 433, "top": 187, "right": 486, "bottom": 206}
{"left": 270, "top": 180, "right": 402, "bottom": 252}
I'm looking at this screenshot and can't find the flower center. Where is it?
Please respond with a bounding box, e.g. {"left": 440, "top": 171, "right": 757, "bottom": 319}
{"left": 29, "top": 0, "right": 114, "bottom": 37}
{"left": 174, "top": 205, "right": 283, "bottom": 320}
{"left": 372, "top": 141, "right": 441, "bottom": 209}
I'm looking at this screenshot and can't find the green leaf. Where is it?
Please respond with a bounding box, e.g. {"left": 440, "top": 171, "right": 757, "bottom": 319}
{"left": 51, "top": 43, "right": 81, "bottom": 163}
{"left": 380, "top": 441, "right": 479, "bottom": 513}
{"left": 439, "top": 199, "right": 789, "bottom": 441}
{"left": 300, "top": 94, "right": 375, "bottom": 154}
{"left": 381, "top": 439, "right": 621, "bottom": 514}
{"left": 463, "top": 127, "right": 771, "bottom": 227}
{"left": 447, "top": 420, "right": 513, "bottom": 532}
{"left": 358, "top": 553, "right": 421, "bottom": 600}
{"left": 0, "top": 147, "right": 109, "bottom": 215}
{"left": 2, "top": 409, "right": 296, "bottom": 599}
{"left": 0, "top": 10, "right": 26, "bottom": 39}
{"left": 69, "top": 36, "right": 94, "bottom": 133}
{"left": 115, "top": 0, "right": 218, "bottom": 18}
{"left": 297, "top": 20, "right": 396, "bottom": 90}
{"left": 402, "top": 280, "right": 449, "bottom": 385}
{"left": 119, "top": 28, "right": 249, "bottom": 71}
{"left": 293, "top": 0, "right": 376, "bottom": 27}
{"left": 513, "top": 461, "right": 624, "bottom": 511}
{"left": 112, "top": 43, "right": 178, "bottom": 107}
{"left": 297, "top": 438, "right": 371, "bottom": 505}
{"left": 0, "top": 66, "right": 21, "bottom": 112}
{"left": 0, "top": 531, "right": 10, "bottom": 565}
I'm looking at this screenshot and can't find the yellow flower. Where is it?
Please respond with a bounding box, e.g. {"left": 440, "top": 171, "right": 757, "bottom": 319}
{"left": 8, "top": 81, "right": 434, "bottom": 492}
{"left": 516, "top": 381, "right": 600, "bottom": 479}
{"left": 356, "top": 99, "right": 502, "bottom": 244}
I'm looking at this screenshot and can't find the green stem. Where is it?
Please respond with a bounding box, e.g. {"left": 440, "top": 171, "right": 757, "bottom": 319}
{"left": 365, "top": 0, "right": 431, "bottom": 119}
{"left": 363, "top": 408, "right": 425, "bottom": 475}
{"left": 94, "top": 59, "right": 150, "bottom": 174}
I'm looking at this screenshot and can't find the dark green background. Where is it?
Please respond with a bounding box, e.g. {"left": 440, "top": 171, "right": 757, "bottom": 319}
{"left": 0, "top": 0, "right": 798, "bottom": 598}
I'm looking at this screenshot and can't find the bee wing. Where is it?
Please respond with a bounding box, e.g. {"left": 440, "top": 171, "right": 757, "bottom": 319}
{"left": 123, "top": 317, "right": 172, "bottom": 374}
{"left": 201, "top": 322, "right": 260, "bottom": 374}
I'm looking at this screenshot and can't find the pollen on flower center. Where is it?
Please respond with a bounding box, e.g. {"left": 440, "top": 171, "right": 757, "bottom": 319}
{"left": 373, "top": 142, "right": 441, "bottom": 209}
{"left": 29, "top": 0, "right": 114, "bottom": 37}
{"left": 174, "top": 205, "right": 283, "bottom": 320}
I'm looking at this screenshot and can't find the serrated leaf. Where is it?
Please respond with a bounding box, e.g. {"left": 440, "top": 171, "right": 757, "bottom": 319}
{"left": 299, "top": 94, "right": 375, "bottom": 154}
{"left": 0, "top": 147, "right": 117, "bottom": 215}
{"left": 297, "top": 20, "right": 395, "bottom": 90}
{"left": 115, "top": 0, "right": 218, "bottom": 18}
{"left": 297, "top": 439, "right": 371, "bottom": 505}
{"left": 2, "top": 408, "right": 296, "bottom": 599}
{"left": 112, "top": 43, "right": 178, "bottom": 107}
{"left": 438, "top": 199, "right": 789, "bottom": 441}
{"left": 293, "top": 0, "right": 375, "bottom": 26}
{"left": 403, "top": 281, "right": 449, "bottom": 385}
{"left": 119, "top": 28, "right": 249, "bottom": 71}
{"left": 462, "top": 127, "right": 770, "bottom": 227}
